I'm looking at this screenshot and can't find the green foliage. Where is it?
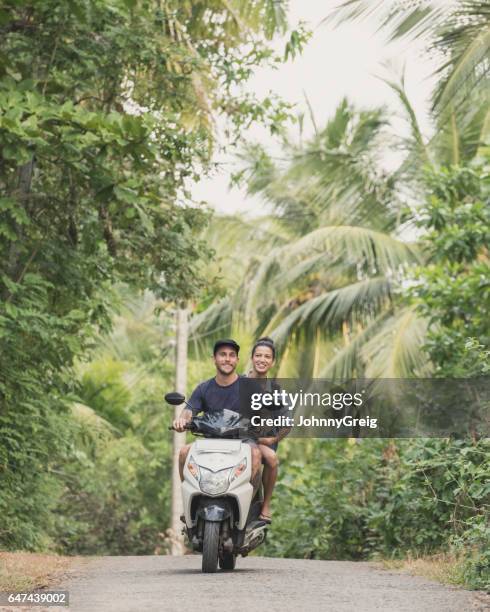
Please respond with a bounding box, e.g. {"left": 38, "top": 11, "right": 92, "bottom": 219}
{"left": 450, "top": 515, "right": 490, "bottom": 591}
{"left": 52, "top": 291, "right": 176, "bottom": 555}
{"left": 266, "top": 438, "right": 490, "bottom": 588}
{"left": 1, "top": 5, "right": 488, "bottom": 597}
{"left": 79, "top": 358, "right": 133, "bottom": 431}
{"left": 412, "top": 165, "right": 490, "bottom": 376}
{"left": 194, "top": 99, "right": 430, "bottom": 379}
{"left": 264, "top": 164, "right": 490, "bottom": 586}
{"left": 56, "top": 429, "right": 172, "bottom": 555}
{"left": 0, "top": 0, "right": 292, "bottom": 551}
{"left": 405, "top": 164, "right": 490, "bottom": 587}
{"left": 0, "top": 271, "right": 99, "bottom": 550}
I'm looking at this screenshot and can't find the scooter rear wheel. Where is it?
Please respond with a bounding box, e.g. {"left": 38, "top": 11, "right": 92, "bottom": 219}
{"left": 202, "top": 521, "right": 220, "bottom": 573}
{"left": 219, "top": 552, "right": 236, "bottom": 571}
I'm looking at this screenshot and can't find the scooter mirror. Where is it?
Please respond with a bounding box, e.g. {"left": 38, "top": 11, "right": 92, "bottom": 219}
{"left": 165, "top": 392, "right": 186, "bottom": 405}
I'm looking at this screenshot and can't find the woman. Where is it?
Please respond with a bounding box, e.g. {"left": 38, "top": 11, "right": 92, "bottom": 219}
{"left": 248, "top": 337, "right": 290, "bottom": 524}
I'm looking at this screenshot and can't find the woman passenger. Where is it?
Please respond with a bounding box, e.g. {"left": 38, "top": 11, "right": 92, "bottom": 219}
{"left": 248, "top": 337, "right": 290, "bottom": 523}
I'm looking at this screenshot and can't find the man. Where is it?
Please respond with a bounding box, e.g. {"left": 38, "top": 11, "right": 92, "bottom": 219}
{"left": 172, "top": 339, "right": 262, "bottom": 485}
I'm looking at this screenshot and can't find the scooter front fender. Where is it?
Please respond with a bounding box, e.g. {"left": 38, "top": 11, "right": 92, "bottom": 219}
{"left": 182, "top": 480, "right": 254, "bottom": 530}
{"left": 196, "top": 504, "right": 231, "bottom": 523}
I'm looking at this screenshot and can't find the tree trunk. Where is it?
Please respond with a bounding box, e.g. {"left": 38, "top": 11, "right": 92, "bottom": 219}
{"left": 170, "top": 306, "right": 188, "bottom": 555}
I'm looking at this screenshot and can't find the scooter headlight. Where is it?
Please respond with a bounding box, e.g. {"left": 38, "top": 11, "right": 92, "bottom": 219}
{"left": 229, "top": 457, "right": 247, "bottom": 483}
{"left": 187, "top": 455, "right": 200, "bottom": 481}
{"left": 199, "top": 467, "right": 231, "bottom": 495}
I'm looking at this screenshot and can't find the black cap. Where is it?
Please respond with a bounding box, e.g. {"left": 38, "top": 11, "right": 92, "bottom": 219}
{"left": 213, "top": 339, "right": 240, "bottom": 355}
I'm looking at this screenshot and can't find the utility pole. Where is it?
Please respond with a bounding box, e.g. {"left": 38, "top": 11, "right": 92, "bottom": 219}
{"left": 170, "top": 305, "right": 188, "bottom": 555}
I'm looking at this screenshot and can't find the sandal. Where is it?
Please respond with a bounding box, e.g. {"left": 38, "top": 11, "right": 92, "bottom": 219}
{"left": 259, "top": 513, "right": 272, "bottom": 524}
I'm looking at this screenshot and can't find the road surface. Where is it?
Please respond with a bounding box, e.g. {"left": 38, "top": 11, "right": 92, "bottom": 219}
{"left": 59, "top": 555, "right": 487, "bottom": 612}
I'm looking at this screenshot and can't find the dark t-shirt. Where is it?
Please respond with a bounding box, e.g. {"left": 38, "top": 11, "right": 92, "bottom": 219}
{"left": 188, "top": 375, "right": 290, "bottom": 451}
{"left": 188, "top": 376, "right": 242, "bottom": 416}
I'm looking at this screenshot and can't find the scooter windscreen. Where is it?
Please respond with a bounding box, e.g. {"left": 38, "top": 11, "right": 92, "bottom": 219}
{"left": 190, "top": 409, "right": 250, "bottom": 438}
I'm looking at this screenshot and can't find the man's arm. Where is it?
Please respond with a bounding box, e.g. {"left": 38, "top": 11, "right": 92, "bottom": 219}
{"left": 172, "top": 383, "right": 203, "bottom": 432}
{"left": 173, "top": 407, "right": 193, "bottom": 432}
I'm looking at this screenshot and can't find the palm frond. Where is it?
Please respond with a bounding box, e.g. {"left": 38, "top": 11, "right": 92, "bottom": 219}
{"left": 200, "top": 213, "right": 287, "bottom": 301}
{"left": 318, "top": 310, "right": 392, "bottom": 379}
{"left": 476, "top": 106, "right": 490, "bottom": 158}
{"left": 283, "top": 225, "right": 421, "bottom": 274}
{"left": 279, "top": 252, "right": 333, "bottom": 291}
{"left": 432, "top": 5, "right": 490, "bottom": 114}
{"left": 265, "top": 277, "right": 393, "bottom": 350}
{"left": 326, "top": 1, "right": 449, "bottom": 42}
{"left": 189, "top": 297, "right": 233, "bottom": 355}
{"left": 236, "top": 143, "right": 282, "bottom": 198}
{"left": 361, "top": 305, "right": 431, "bottom": 377}
{"left": 328, "top": 1, "right": 489, "bottom": 123}
{"left": 243, "top": 246, "right": 284, "bottom": 321}
{"left": 240, "top": 101, "right": 398, "bottom": 236}
{"left": 71, "top": 403, "right": 120, "bottom": 437}
{"left": 241, "top": 222, "right": 419, "bottom": 324}
{"left": 432, "top": 93, "right": 490, "bottom": 164}
{"left": 205, "top": 214, "right": 286, "bottom": 250}
{"left": 380, "top": 72, "right": 433, "bottom": 169}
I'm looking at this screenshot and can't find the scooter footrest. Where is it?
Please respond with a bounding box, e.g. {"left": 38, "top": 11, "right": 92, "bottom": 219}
{"left": 247, "top": 520, "right": 268, "bottom": 530}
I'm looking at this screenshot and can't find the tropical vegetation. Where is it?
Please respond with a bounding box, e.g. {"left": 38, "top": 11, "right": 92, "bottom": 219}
{"left": 0, "top": 0, "right": 297, "bottom": 550}
{"left": 187, "top": 0, "right": 490, "bottom": 589}
{"left": 0, "top": 0, "right": 488, "bottom": 592}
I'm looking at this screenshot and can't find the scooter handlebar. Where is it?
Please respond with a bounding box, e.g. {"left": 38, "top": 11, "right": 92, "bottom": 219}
{"left": 168, "top": 423, "right": 192, "bottom": 431}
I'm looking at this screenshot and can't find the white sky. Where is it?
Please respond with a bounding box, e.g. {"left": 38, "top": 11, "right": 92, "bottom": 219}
{"left": 193, "top": 1, "right": 439, "bottom": 216}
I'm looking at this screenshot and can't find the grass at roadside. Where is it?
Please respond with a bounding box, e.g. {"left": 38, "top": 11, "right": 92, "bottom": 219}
{"left": 0, "top": 552, "right": 78, "bottom": 591}
{"left": 381, "top": 552, "right": 490, "bottom": 610}
{"left": 382, "top": 553, "right": 471, "bottom": 588}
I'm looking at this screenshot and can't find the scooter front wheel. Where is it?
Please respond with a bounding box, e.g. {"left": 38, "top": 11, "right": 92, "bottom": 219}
{"left": 202, "top": 521, "right": 220, "bottom": 573}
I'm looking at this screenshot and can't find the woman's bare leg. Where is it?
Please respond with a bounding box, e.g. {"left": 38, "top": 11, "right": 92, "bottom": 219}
{"left": 258, "top": 444, "right": 279, "bottom": 519}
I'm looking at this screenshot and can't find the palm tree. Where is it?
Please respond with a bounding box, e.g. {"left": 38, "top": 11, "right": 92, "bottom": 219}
{"left": 190, "top": 100, "right": 429, "bottom": 378}
{"left": 239, "top": 100, "right": 431, "bottom": 378}
{"left": 327, "top": 1, "right": 490, "bottom": 164}
{"left": 327, "top": 2, "right": 489, "bottom": 110}
{"left": 188, "top": 212, "right": 287, "bottom": 357}
{"left": 190, "top": 0, "right": 490, "bottom": 379}
{"left": 192, "top": 52, "right": 490, "bottom": 377}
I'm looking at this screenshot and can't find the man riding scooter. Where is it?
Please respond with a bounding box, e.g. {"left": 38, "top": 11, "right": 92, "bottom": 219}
{"left": 170, "top": 338, "right": 270, "bottom": 572}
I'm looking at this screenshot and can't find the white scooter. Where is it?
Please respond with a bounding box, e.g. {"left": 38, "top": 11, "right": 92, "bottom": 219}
{"left": 166, "top": 392, "right": 268, "bottom": 573}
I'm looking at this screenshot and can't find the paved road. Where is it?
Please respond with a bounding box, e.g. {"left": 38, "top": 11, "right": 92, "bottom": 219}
{"left": 61, "top": 555, "right": 487, "bottom": 612}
